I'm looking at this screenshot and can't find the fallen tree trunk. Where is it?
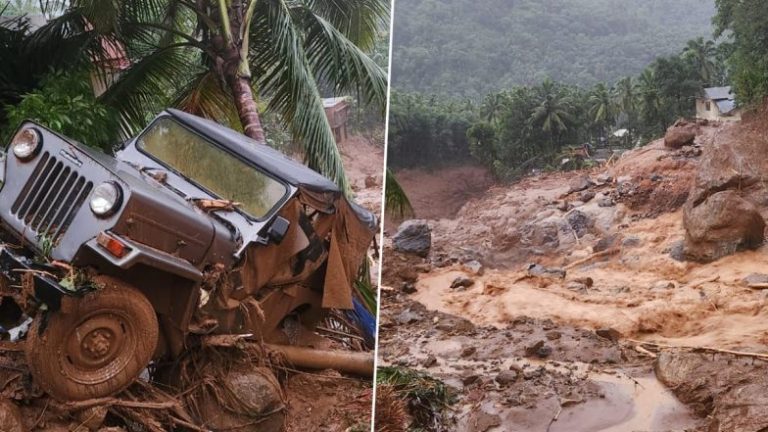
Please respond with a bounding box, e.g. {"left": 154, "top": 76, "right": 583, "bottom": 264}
{"left": 266, "top": 344, "right": 374, "bottom": 377}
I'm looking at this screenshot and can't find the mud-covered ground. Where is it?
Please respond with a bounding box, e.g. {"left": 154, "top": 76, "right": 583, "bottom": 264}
{"left": 379, "top": 116, "right": 768, "bottom": 431}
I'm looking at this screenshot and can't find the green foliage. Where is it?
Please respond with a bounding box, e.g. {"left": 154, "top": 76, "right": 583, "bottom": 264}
{"left": 5, "top": 69, "right": 119, "bottom": 152}
{"left": 377, "top": 366, "right": 455, "bottom": 431}
{"left": 384, "top": 168, "right": 413, "bottom": 218}
{"left": 714, "top": 0, "right": 768, "bottom": 104}
{"left": 386, "top": 91, "right": 477, "bottom": 168}
{"left": 392, "top": 40, "right": 719, "bottom": 179}
{"left": 391, "top": 0, "right": 716, "bottom": 98}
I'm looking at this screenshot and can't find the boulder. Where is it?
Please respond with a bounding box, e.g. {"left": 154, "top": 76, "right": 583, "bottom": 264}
{"left": 462, "top": 260, "right": 484, "bottom": 276}
{"left": 683, "top": 190, "right": 765, "bottom": 262}
{"left": 568, "top": 175, "right": 594, "bottom": 194}
{"left": 664, "top": 120, "right": 698, "bottom": 149}
{"left": 393, "top": 220, "right": 431, "bottom": 257}
{"left": 450, "top": 276, "right": 475, "bottom": 289}
{"left": 565, "top": 210, "right": 593, "bottom": 237}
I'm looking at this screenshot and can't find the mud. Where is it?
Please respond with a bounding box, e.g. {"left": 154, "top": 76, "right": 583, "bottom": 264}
{"left": 379, "top": 117, "right": 768, "bottom": 431}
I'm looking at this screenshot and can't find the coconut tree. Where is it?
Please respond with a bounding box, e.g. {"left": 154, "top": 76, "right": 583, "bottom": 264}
{"left": 637, "top": 68, "right": 664, "bottom": 134}
{"left": 529, "top": 79, "right": 573, "bottom": 152}
{"left": 39, "top": 0, "right": 388, "bottom": 190}
{"left": 587, "top": 82, "right": 613, "bottom": 142}
{"left": 613, "top": 76, "right": 638, "bottom": 144}
{"left": 683, "top": 37, "right": 717, "bottom": 86}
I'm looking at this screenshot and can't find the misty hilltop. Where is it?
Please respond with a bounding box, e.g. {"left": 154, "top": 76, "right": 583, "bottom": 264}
{"left": 391, "top": 0, "right": 716, "bottom": 97}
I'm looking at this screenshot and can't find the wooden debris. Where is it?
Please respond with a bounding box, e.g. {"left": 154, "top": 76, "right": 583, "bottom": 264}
{"left": 194, "top": 199, "right": 242, "bottom": 212}
{"left": 565, "top": 247, "right": 620, "bottom": 269}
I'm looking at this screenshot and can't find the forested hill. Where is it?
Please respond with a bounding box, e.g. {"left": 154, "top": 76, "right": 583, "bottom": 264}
{"left": 391, "top": 0, "right": 716, "bottom": 98}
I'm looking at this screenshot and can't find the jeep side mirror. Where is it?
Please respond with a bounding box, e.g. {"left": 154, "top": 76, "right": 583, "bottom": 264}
{"left": 267, "top": 216, "right": 290, "bottom": 245}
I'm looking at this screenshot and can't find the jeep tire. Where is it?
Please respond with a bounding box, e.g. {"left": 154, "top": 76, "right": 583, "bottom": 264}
{"left": 25, "top": 279, "right": 158, "bottom": 401}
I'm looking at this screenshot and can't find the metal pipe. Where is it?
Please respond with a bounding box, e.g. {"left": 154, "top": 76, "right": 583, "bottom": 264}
{"left": 266, "top": 344, "right": 374, "bottom": 377}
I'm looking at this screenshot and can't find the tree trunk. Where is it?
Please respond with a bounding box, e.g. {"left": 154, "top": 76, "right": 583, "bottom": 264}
{"left": 228, "top": 74, "right": 265, "bottom": 142}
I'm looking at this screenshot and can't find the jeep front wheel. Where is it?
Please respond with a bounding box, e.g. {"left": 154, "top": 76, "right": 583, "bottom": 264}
{"left": 25, "top": 280, "right": 158, "bottom": 401}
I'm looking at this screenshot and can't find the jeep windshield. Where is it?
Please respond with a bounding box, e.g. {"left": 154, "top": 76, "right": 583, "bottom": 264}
{"left": 137, "top": 117, "right": 289, "bottom": 219}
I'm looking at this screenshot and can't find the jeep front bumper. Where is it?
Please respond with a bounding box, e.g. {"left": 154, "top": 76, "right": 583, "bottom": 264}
{"left": 0, "top": 245, "right": 76, "bottom": 312}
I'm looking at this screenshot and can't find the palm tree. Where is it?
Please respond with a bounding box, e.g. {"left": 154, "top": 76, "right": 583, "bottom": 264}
{"left": 385, "top": 168, "right": 413, "bottom": 219}
{"left": 683, "top": 37, "right": 717, "bottom": 86}
{"left": 529, "top": 79, "right": 573, "bottom": 151}
{"left": 587, "top": 82, "right": 613, "bottom": 141}
{"left": 480, "top": 93, "right": 503, "bottom": 124}
{"left": 613, "top": 76, "right": 638, "bottom": 144}
{"left": 41, "top": 0, "right": 388, "bottom": 190}
{"left": 637, "top": 68, "right": 664, "bottom": 133}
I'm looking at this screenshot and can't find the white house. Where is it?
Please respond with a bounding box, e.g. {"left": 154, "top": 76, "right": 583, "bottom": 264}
{"left": 696, "top": 86, "right": 741, "bottom": 121}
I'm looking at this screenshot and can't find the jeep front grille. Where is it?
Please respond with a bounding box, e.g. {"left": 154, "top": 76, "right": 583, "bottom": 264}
{"left": 10, "top": 152, "right": 93, "bottom": 242}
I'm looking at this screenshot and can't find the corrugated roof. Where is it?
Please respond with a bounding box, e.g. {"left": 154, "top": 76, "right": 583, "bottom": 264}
{"left": 716, "top": 99, "right": 737, "bottom": 115}
{"left": 704, "top": 86, "right": 733, "bottom": 101}
{"left": 322, "top": 97, "right": 348, "bottom": 108}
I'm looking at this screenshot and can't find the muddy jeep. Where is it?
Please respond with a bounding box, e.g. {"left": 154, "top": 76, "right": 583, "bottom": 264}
{"left": 0, "top": 109, "right": 376, "bottom": 401}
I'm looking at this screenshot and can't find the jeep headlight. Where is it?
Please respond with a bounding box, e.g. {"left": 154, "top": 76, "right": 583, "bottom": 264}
{"left": 90, "top": 182, "right": 123, "bottom": 217}
{"left": 11, "top": 128, "right": 41, "bottom": 161}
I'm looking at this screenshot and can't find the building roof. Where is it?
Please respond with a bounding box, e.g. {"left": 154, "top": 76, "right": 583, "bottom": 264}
{"left": 704, "top": 86, "right": 734, "bottom": 101}
{"left": 716, "top": 99, "right": 737, "bottom": 115}
{"left": 0, "top": 14, "right": 47, "bottom": 31}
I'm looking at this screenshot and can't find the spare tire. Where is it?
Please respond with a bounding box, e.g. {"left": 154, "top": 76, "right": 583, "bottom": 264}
{"left": 25, "top": 279, "right": 158, "bottom": 400}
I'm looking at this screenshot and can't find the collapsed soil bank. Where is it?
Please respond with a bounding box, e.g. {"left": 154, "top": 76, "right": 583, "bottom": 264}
{"left": 379, "top": 117, "right": 768, "bottom": 431}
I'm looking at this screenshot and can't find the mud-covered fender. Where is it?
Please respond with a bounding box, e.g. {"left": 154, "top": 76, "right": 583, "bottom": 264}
{"left": 82, "top": 234, "right": 202, "bottom": 282}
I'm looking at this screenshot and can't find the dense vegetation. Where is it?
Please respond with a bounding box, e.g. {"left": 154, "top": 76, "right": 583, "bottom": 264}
{"left": 388, "top": 39, "right": 726, "bottom": 177}
{"left": 391, "top": 0, "right": 716, "bottom": 98}
{"left": 714, "top": 0, "right": 768, "bottom": 104}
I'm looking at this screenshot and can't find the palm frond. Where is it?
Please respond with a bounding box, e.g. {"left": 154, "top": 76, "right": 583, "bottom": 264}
{"left": 99, "top": 42, "right": 198, "bottom": 136}
{"left": 172, "top": 70, "right": 241, "bottom": 130}
{"left": 304, "top": 0, "right": 388, "bottom": 51}
{"left": 251, "top": 0, "right": 348, "bottom": 191}
{"left": 294, "top": 6, "right": 387, "bottom": 110}
{"left": 385, "top": 168, "right": 413, "bottom": 218}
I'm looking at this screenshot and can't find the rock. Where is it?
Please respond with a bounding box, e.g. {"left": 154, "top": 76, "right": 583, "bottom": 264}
{"left": 653, "top": 280, "right": 676, "bottom": 290}
{"left": 565, "top": 210, "right": 593, "bottom": 237}
{"left": 450, "top": 276, "right": 475, "bottom": 289}
{"left": 594, "top": 233, "right": 620, "bottom": 253}
{"left": 566, "top": 281, "right": 588, "bottom": 293}
{"left": 462, "top": 260, "right": 484, "bottom": 276}
{"left": 0, "top": 400, "right": 23, "bottom": 432}
{"left": 742, "top": 273, "right": 768, "bottom": 288}
{"left": 556, "top": 200, "right": 570, "bottom": 212}
{"left": 621, "top": 236, "right": 641, "bottom": 248}
{"left": 571, "top": 277, "right": 594, "bottom": 288}
{"left": 523, "top": 219, "right": 560, "bottom": 248}
{"left": 393, "top": 220, "right": 432, "bottom": 257}
{"left": 462, "top": 374, "right": 481, "bottom": 386}
{"left": 198, "top": 367, "right": 285, "bottom": 432}
{"left": 595, "top": 173, "right": 613, "bottom": 184}
{"left": 545, "top": 331, "right": 562, "bottom": 340}
{"left": 461, "top": 346, "right": 477, "bottom": 357}
{"left": 527, "top": 264, "right": 566, "bottom": 279}
{"left": 568, "top": 175, "right": 594, "bottom": 194}
{"left": 401, "top": 283, "right": 417, "bottom": 294}
{"left": 597, "top": 197, "right": 615, "bottom": 207}
{"left": 616, "top": 175, "right": 632, "bottom": 184}
{"left": 595, "top": 328, "right": 622, "bottom": 342}
{"left": 364, "top": 175, "right": 378, "bottom": 188}
{"left": 664, "top": 120, "right": 698, "bottom": 149}
{"left": 650, "top": 173, "right": 663, "bottom": 182}
{"left": 683, "top": 190, "right": 765, "bottom": 262}
{"left": 523, "top": 367, "right": 543, "bottom": 380}
{"left": 524, "top": 340, "right": 552, "bottom": 358}
{"left": 495, "top": 370, "right": 519, "bottom": 386}
{"left": 579, "top": 191, "right": 595, "bottom": 203}
{"left": 396, "top": 309, "right": 423, "bottom": 324}
{"left": 423, "top": 355, "right": 437, "bottom": 368}
{"left": 668, "top": 240, "right": 686, "bottom": 262}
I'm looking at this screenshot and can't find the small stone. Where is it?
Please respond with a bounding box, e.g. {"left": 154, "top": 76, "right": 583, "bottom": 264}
{"left": 557, "top": 201, "right": 570, "bottom": 212}
{"left": 495, "top": 370, "right": 519, "bottom": 386}
{"left": 598, "top": 197, "right": 615, "bottom": 208}
{"left": 461, "top": 346, "right": 477, "bottom": 357}
{"left": 396, "top": 309, "right": 422, "bottom": 325}
{"left": 617, "top": 175, "right": 632, "bottom": 184}
{"left": 742, "top": 273, "right": 768, "bottom": 288}
{"left": 546, "top": 331, "right": 562, "bottom": 341}
{"left": 595, "top": 328, "right": 622, "bottom": 342}
{"left": 524, "top": 340, "right": 552, "bottom": 358}
{"left": 653, "top": 280, "right": 676, "bottom": 290}
{"left": 622, "top": 236, "right": 641, "bottom": 248}
{"left": 596, "top": 173, "right": 613, "bottom": 184}
{"left": 651, "top": 174, "right": 663, "bottom": 182}
{"left": 462, "top": 260, "right": 484, "bottom": 276}
{"left": 527, "top": 264, "right": 566, "bottom": 279}
{"left": 423, "top": 355, "right": 437, "bottom": 368}
{"left": 579, "top": 191, "right": 595, "bottom": 203}
{"left": 462, "top": 374, "right": 481, "bottom": 386}
{"left": 401, "top": 283, "right": 417, "bottom": 294}
{"left": 364, "top": 175, "right": 378, "bottom": 188}
{"left": 568, "top": 175, "right": 594, "bottom": 194}
{"left": 523, "top": 368, "right": 542, "bottom": 380}
{"left": 450, "top": 276, "right": 475, "bottom": 289}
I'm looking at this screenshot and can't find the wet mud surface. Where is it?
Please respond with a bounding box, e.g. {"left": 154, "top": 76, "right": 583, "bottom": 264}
{"left": 379, "top": 118, "right": 768, "bottom": 431}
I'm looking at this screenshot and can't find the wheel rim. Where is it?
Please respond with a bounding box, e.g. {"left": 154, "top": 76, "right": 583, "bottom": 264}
{"left": 61, "top": 311, "right": 137, "bottom": 385}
